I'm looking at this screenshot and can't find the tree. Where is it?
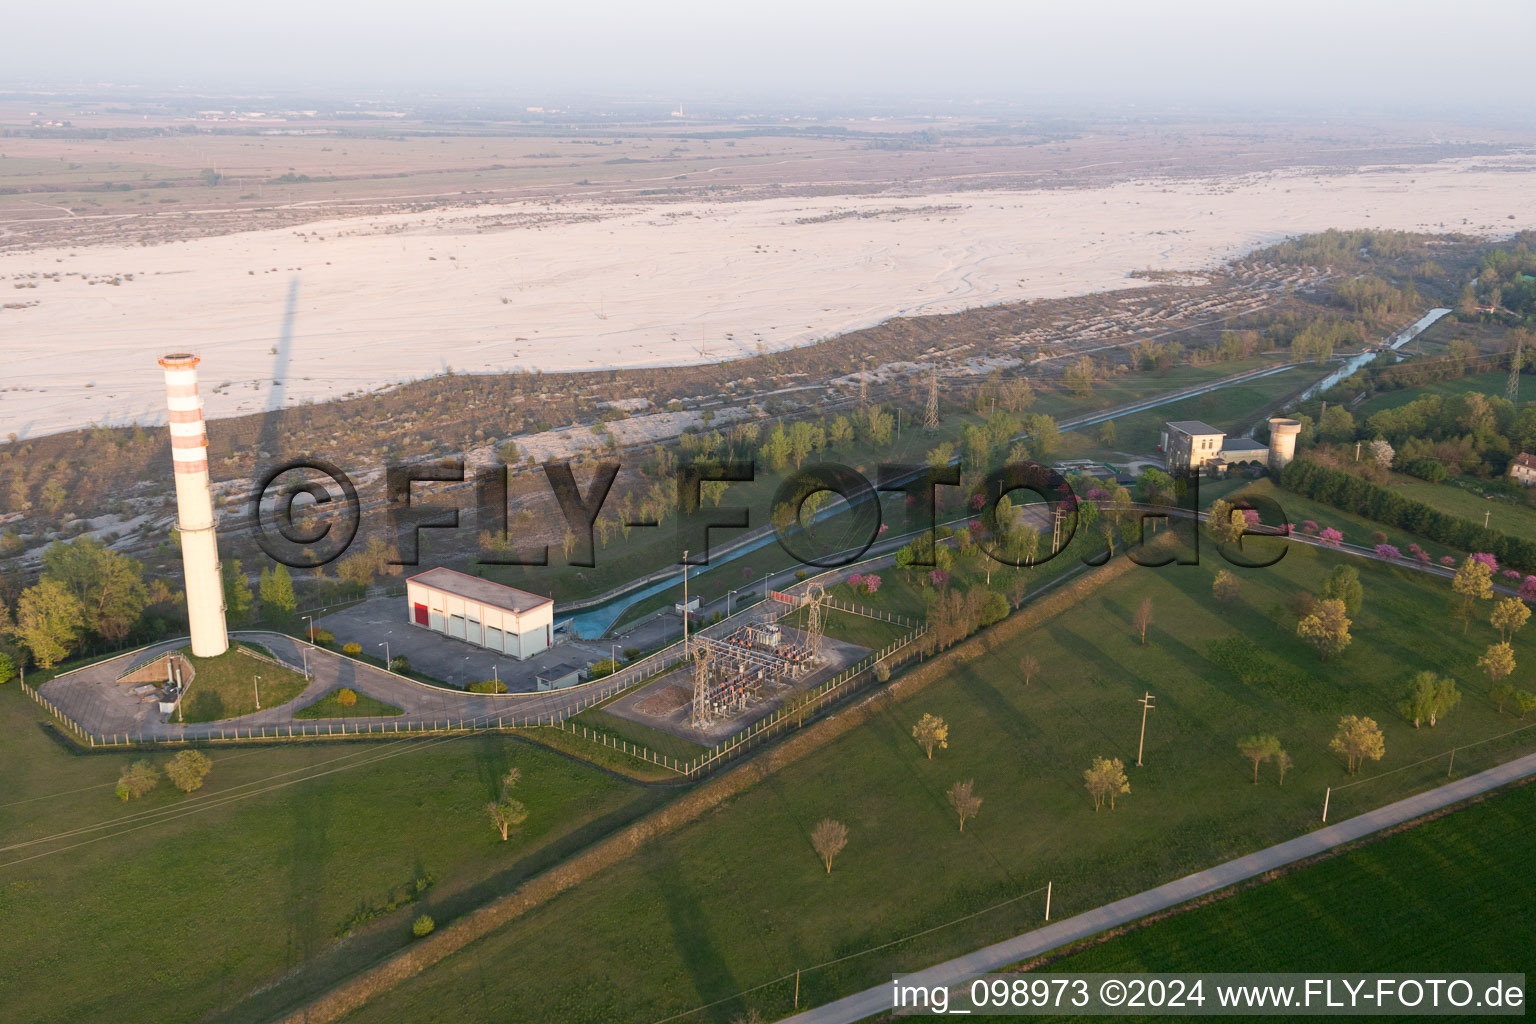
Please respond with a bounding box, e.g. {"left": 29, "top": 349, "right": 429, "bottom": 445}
{"left": 1212, "top": 569, "right": 1240, "bottom": 603}
{"left": 412, "top": 915, "right": 435, "bottom": 938}
{"left": 1297, "top": 598, "right": 1352, "bottom": 661}
{"left": 912, "top": 713, "right": 948, "bottom": 759}
{"left": 486, "top": 768, "right": 527, "bottom": 841}
{"left": 9, "top": 578, "right": 85, "bottom": 669}
{"left": 42, "top": 537, "right": 149, "bottom": 644}
{"left": 1320, "top": 564, "right": 1364, "bottom": 617}
{"left": 1019, "top": 654, "right": 1039, "bottom": 687}
{"left": 115, "top": 760, "right": 160, "bottom": 801}
{"left": 1133, "top": 598, "right": 1153, "bottom": 646}
{"left": 1237, "top": 734, "right": 1282, "bottom": 783}
{"left": 1490, "top": 597, "right": 1531, "bottom": 643}
{"left": 1329, "top": 716, "right": 1385, "bottom": 774}
{"left": 1276, "top": 749, "right": 1293, "bottom": 786}
{"left": 1206, "top": 500, "right": 1247, "bottom": 546}
{"left": 259, "top": 563, "right": 298, "bottom": 619}
{"left": 336, "top": 687, "right": 358, "bottom": 707}
{"left": 1097, "top": 419, "right": 1117, "bottom": 448}
{"left": 1490, "top": 682, "right": 1517, "bottom": 715}
{"left": 1083, "top": 756, "right": 1130, "bottom": 811}
{"left": 1516, "top": 690, "right": 1536, "bottom": 719}
{"left": 166, "top": 750, "right": 212, "bottom": 793}
{"left": 947, "top": 779, "right": 982, "bottom": 831}
{"left": 810, "top": 818, "right": 848, "bottom": 874}
{"left": 222, "top": 560, "right": 254, "bottom": 626}
{"left": 1478, "top": 642, "right": 1516, "bottom": 687}
{"left": 1022, "top": 413, "right": 1060, "bottom": 463}
{"left": 1399, "top": 671, "right": 1460, "bottom": 728}
{"left": 1452, "top": 556, "right": 1494, "bottom": 633}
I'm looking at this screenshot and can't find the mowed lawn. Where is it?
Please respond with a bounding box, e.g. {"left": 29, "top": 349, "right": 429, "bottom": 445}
{"left": 0, "top": 695, "right": 662, "bottom": 1024}
{"left": 1042, "top": 780, "right": 1536, "bottom": 974}
{"left": 338, "top": 544, "right": 1536, "bottom": 1024}
{"left": 1383, "top": 472, "right": 1536, "bottom": 544}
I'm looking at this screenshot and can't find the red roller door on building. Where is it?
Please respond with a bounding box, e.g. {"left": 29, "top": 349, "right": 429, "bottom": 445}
{"left": 413, "top": 603, "right": 428, "bottom": 625}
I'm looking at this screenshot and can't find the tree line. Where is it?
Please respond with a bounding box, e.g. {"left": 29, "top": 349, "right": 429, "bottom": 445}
{"left": 1280, "top": 459, "right": 1536, "bottom": 574}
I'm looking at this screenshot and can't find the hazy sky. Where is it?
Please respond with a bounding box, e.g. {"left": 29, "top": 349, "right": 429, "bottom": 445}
{"left": 10, "top": 0, "right": 1536, "bottom": 108}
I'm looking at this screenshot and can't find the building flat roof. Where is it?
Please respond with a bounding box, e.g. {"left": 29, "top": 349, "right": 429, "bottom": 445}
{"left": 407, "top": 567, "right": 552, "bottom": 615}
{"left": 1166, "top": 420, "right": 1224, "bottom": 436}
{"left": 1221, "top": 438, "right": 1269, "bottom": 453}
{"left": 537, "top": 662, "right": 583, "bottom": 679}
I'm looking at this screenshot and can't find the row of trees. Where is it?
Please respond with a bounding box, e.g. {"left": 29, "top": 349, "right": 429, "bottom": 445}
{"left": 115, "top": 750, "right": 213, "bottom": 800}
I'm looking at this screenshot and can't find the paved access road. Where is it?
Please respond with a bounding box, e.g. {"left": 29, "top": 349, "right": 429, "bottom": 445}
{"left": 777, "top": 749, "right": 1536, "bottom": 1024}
{"left": 40, "top": 632, "right": 625, "bottom": 742}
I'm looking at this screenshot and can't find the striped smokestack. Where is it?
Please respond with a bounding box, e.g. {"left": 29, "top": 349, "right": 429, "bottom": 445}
{"left": 160, "top": 353, "right": 229, "bottom": 658}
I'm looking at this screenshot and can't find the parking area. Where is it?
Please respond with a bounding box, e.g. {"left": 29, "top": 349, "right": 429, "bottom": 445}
{"left": 317, "top": 597, "right": 610, "bottom": 690}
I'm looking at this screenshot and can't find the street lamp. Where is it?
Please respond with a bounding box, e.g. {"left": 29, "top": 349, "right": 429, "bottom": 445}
{"left": 254, "top": 675, "right": 261, "bottom": 710}
{"left": 301, "top": 615, "right": 315, "bottom": 679}
{"left": 727, "top": 589, "right": 737, "bottom": 616}
{"left": 378, "top": 641, "right": 390, "bottom": 672}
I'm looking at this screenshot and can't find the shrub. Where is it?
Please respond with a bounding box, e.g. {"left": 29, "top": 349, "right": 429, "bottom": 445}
{"left": 389, "top": 655, "right": 411, "bottom": 674}
{"left": 412, "top": 914, "right": 435, "bottom": 938}
{"left": 467, "top": 680, "right": 508, "bottom": 693}
{"left": 336, "top": 688, "right": 357, "bottom": 707}
{"left": 166, "top": 750, "right": 212, "bottom": 793}
{"left": 0, "top": 652, "right": 14, "bottom": 685}
{"left": 876, "top": 663, "right": 891, "bottom": 683}
{"left": 622, "top": 648, "right": 641, "bottom": 660}
{"left": 342, "top": 642, "right": 362, "bottom": 657}
{"left": 309, "top": 628, "right": 335, "bottom": 647}
{"left": 115, "top": 760, "right": 160, "bottom": 801}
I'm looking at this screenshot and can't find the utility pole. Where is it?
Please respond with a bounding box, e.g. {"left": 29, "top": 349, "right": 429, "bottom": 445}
{"left": 1322, "top": 786, "right": 1331, "bottom": 823}
{"left": 254, "top": 675, "right": 261, "bottom": 711}
{"left": 924, "top": 366, "right": 940, "bottom": 431}
{"left": 1045, "top": 880, "right": 1053, "bottom": 921}
{"left": 1135, "top": 691, "right": 1155, "bottom": 767}
{"left": 681, "top": 549, "right": 690, "bottom": 655}
{"left": 1485, "top": 510, "right": 1492, "bottom": 529}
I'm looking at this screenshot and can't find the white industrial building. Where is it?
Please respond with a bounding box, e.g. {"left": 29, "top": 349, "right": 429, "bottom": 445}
{"left": 405, "top": 568, "right": 553, "bottom": 660}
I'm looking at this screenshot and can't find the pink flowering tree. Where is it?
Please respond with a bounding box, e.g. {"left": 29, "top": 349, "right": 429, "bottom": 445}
{"left": 1471, "top": 552, "right": 1499, "bottom": 573}
{"left": 1416, "top": 550, "right": 1432, "bottom": 565}
{"left": 970, "top": 493, "right": 986, "bottom": 511}
{"left": 1319, "top": 527, "right": 1343, "bottom": 547}
{"left": 1440, "top": 555, "right": 1457, "bottom": 567}
{"left": 1242, "top": 508, "right": 1261, "bottom": 528}
{"left": 847, "top": 573, "right": 864, "bottom": 590}
{"left": 928, "top": 568, "right": 951, "bottom": 588}
{"left": 863, "top": 574, "right": 882, "bottom": 595}
{"left": 1521, "top": 576, "right": 1536, "bottom": 602}
{"left": 1375, "top": 544, "right": 1401, "bottom": 560}
{"left": 1301, "top": 520, "right": 1319, "bottom": 536}
{"left": 1504, "top": 569, "right": 1524, "bottom": 582}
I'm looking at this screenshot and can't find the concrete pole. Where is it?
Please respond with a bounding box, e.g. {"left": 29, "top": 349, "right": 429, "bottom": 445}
{"left": 160, "top": 353, "right": 228, "bottom": 658}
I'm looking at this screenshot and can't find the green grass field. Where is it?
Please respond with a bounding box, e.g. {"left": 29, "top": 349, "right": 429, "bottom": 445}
{"left": 0, "top": 691, "right": 664, "bottom": 1024}
{"left": 180, "top": 644, "right": 309, "bottom": 722}
{"left": 293, "top": 690, "right": 404, "bottom": 719}
{"left": 1042, "top": 781, "right": 1536, "bottom": 974}
{"left": 1383, "top": 472, "right": 1536, "bottom": 542}
{"left": 1060, "top": 365, "right": 1324, "bottom": 459}
{"left": 336, "top": 543, "right": 1536, "bottom": 1024}
{"left": 1355, "top": 371, "right": 1530, "bottom": 418}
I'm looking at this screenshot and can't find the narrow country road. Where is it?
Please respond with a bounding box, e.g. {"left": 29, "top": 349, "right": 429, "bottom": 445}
{"left": 776, "top": 750, "right": 1536, "bottom": 1024}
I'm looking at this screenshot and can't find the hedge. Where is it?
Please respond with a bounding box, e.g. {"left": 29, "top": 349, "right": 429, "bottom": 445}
{"left": 1280, "top": 460, "right": 1536, "bottom": 573}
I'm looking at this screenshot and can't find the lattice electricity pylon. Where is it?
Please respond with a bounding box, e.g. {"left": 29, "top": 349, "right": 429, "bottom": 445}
{"left": 924, "top": 366, "right": 940, "bottom": 430}
{"left": 803, "top": 583, "right": 826, "bottom": 663}
{"left": 1510, "top": 335, "right": 1524, "bottom": 402}
{"left": 690, "top": 644, "right": 713, "bottom": 729}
